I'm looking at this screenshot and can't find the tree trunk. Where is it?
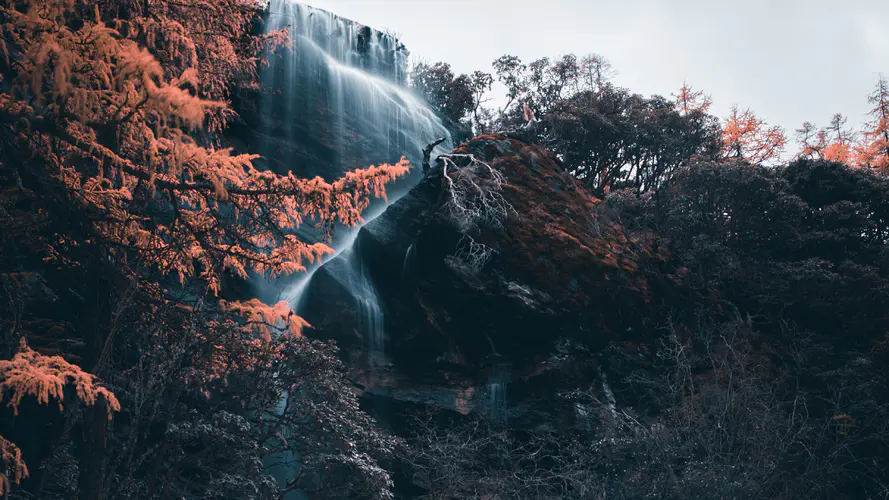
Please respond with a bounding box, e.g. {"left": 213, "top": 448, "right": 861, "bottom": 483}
{"left": 77, "top": 405, "right": 110, "bottom": 500}
{"left": 422, "top": 137, "right": 447, "bottom": 174}
{"left": 76, "top": 261, "right": 115, "bottom": 500}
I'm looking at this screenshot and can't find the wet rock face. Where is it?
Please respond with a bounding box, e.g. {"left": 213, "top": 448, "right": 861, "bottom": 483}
{"left": 301, "top": 135, "right": 672, "bottom": 417}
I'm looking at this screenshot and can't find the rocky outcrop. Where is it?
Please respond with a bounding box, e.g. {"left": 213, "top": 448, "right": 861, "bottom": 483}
{"left": 300, "top": 135, "right": 677, "bottom": 420}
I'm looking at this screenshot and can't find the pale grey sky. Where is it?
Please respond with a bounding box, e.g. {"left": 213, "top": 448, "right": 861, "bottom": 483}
{"left": 307, "top": 0, "right": 888, "bottom": 142}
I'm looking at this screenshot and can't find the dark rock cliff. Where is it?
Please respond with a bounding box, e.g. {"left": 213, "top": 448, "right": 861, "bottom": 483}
{"left": 300, "top": 134, "right": 680, "bottom": 422}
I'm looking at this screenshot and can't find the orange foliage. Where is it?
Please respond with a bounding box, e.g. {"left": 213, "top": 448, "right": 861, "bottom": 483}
{"left": 823, "top": 142, "right": 855, "bottom": 164}
{"left": 0, "top": 338, "right": 120, "bottom": 417}
{"left": 221, "top": 298, "right": 310, "bottom": 342}
{"left": 0, "top": 0, "right": 407, "bottom": 495}
{"left": 0, "top": 0, "right": 408, "bottom": 291}
{"left": 795, "top": 79, "right": 889, "bottom": 172}
{"left": 722, "top": 106, "right": 787, "bottom": 164}
{"left": 0, "top": 436, "right": 28, "bottom": 495}
{"left": 858, "top": 132, "right": 889, "bottom": 173}
{"left": 673, "top": 81, "right": 712, "bottom": 115}
{"left": 818, "top": 114, "right": 857, "bottom": 165}
{"left": 858, "top": 76, "right": 889, "bottom": 173}
{"left": 795, "top": 119, "right": 859, "bottom": 166}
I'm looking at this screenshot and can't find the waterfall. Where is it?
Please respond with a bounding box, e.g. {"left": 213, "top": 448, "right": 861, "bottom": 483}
{"left": 256, "top": 4, "right": 451, "bottom": 495}
{"left": 260, "top": 0, "right": 452, "bottom": 356}
{"left": 483, "top": 361, "right": 509, "bottom": 421}
{"left": 599, "top": 366, "right": 618, "bottom": 417}
{"left": 340, "top": 238, "right": 386, "bottom": 361}
{"left": 480, "top": 335, "right": 508, "bottom": 421}
{"left": 261, "top": 1, "right": 451, "bottom": 188}
{"left": 401, "top": 242, "right": 416, "bottom": 283}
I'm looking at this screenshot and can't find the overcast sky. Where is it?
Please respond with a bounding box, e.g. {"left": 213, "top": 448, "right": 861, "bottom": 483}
{"left": 306, "top": 0, "right": 888, "bottom": 141}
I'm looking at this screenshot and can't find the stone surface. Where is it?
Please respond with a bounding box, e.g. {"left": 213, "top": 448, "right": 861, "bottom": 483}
{"left": 300, "top": 134, "right": 675, "bottom": 420}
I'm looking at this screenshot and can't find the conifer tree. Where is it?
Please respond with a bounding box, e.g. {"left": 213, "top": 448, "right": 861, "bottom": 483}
{"left": 722, "top": 105, "right": 786, "bottom": 164}
{"left": 858, "top": 75, "right": 889, "bottom": 173}
{"left": 795, "top": 121, "right": 826, "bottom": 160}
{"left": 822, "top": 113, "right": 856, "bottom": 164}
{"left": 0, "top": 0, "right": 406, "bottom": 497}
{"left": 673, "top": 81, "right": 713, "bottom": 115}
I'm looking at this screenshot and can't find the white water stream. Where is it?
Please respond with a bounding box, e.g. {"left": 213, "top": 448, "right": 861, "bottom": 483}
{"left": 264, "top": 0, "right": 452, "bottom": 359}
{"left": 262, "top": 4, "right": 452, "bottom": 494}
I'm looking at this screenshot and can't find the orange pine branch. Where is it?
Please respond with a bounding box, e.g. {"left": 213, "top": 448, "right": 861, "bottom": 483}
{"left": 0, "top": 338, "right": 120, "bottom": 418}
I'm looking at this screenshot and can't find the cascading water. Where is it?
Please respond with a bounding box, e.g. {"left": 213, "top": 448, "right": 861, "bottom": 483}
{"left": 401, "top": 242, "right": 416, "bottom": 283}
{"left": 599, "top": 366, "right": 618, "bottom": 417}
{"left": 339, "top": 238, "right": 386, "bottom": 361}
{"left": 261, "top": 1, "right": 451, "bottom": 187}
{"left": 259, "top": 1, "right": 452, "bottom": 359}
{"left": 481, "top": 334, "right": 509, "bottom": 421}
{"left": 484, "top": 361, "right": 509, "bottom": 421}
{"left": 257, "top": 3, "right": 451, "bottom": 494}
